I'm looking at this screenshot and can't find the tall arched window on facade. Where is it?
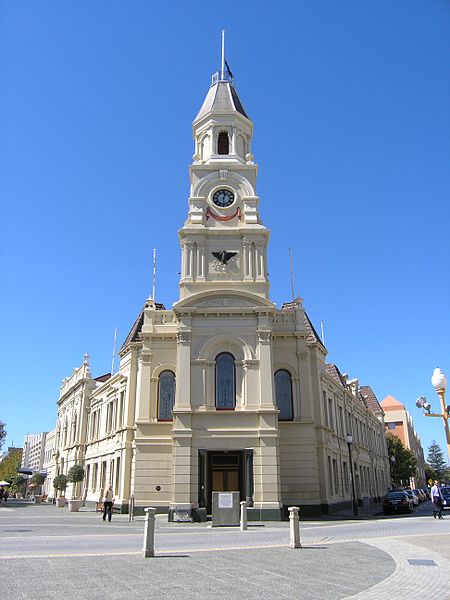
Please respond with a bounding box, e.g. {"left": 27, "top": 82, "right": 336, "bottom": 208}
{"left": 217, "top": 131, "right": 229, "bottom": 155}
{"left": 274, "top": 370, "right": 293, "bottom": 421}
{"left": 158, "top": 371, "right": 176, "bottom": 421}
{"left": 215, "top": 352, "right": 235, "bottom": 409}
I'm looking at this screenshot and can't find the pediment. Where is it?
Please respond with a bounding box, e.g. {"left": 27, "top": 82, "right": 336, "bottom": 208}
{"left": 173, "top": 291, "right": 274, "bottom": 311}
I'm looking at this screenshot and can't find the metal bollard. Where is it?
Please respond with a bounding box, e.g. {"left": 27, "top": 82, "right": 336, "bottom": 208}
{"left": 240, "top": 501, "right": 248, "bottom": 531}
{"left": 288, "top": 506, "right": 301, "bottom": 548}
{"left": 143, "top": 507, "right": 157, "bottom": 557}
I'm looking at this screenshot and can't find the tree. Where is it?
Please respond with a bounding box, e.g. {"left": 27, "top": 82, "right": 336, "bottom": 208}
{"left": 0, "top": 421, "right": 6, "bottom": 450}
{"left": 386, "top": 432, "right": 417, "bottom": 488}
{"left": 67, "top": 464, "right": 84, "bottom": 498}
{"left": 9, "top": 475, "right": 27, "bottom": 495}
{"left": 427, "top": 441, "right": 447, "bottom": 481}
{"left": 0, "top": 449, "right": 22, "bottom": 482}
{"left": 52, "top": 474, "right": 68, "bottom": 496}
{"left": 31, "top": 472, "right": 45, "bottom": 486}
{"left": 424, "top": 462, "right": 437, "bottom": 483}
{"left": 30, "top": 472, "right": 46, "bottom": 494}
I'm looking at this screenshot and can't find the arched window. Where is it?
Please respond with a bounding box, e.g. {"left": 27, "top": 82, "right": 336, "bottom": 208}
{"left": 274, "top": 370, "right": 293, "bottom": 421}
{"left": 217, "top": 131, "right": 229, "bottom": 155}
{"left": 215, "top": 352, "right": 235, "bottom": 409}
{"left": 158, "top": 371, "right": 176, "bottom": 420}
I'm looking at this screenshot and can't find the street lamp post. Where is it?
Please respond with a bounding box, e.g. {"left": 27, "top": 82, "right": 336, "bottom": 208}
{"left": 345, "top": 434, "right": 358, "bottom": 516}
{"left": 416, "top": 367, "right": 450, "bottom": 462}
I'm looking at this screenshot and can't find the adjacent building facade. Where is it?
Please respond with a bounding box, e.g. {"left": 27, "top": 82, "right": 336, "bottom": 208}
{"left": 380, "top": 395, "right": 426, "bottom": 488}
{"left": 21, "top": 433, "right": 48, "bottom": 473}
{"left": 44, "top": 67, "right": 390, "bottom": 517}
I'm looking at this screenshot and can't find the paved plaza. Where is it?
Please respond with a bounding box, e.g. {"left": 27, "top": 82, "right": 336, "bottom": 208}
{"left": 0, "top": 501, "right": 449, "bottom": 599}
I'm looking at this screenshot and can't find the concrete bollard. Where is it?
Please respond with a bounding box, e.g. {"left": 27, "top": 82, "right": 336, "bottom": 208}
{"left": 288, "top": 506, "right": 301, "bottom": 549}
{"left": 143, "top": 507, "right": 157, "bottom": 557}
{"left": 240, "top": 501, "right": 248, "bottom": 531}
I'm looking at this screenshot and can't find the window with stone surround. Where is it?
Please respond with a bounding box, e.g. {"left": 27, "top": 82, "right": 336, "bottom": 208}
{"left": 274, "top": 370, "right": 293, "bottom": 421}
{"left": 215, "top": 352, "right": 236, "bottom": 410}
{"left": 158, "top": 371, "right": 176, "bottom": 420}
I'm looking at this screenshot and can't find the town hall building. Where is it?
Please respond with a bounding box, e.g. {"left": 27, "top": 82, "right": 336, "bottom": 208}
{"left": 44, "top": 65, "right": 391, "bottom": 518}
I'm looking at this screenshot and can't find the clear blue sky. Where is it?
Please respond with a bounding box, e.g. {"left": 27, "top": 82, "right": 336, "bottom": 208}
{"left": 1, "top": 1, "right": 449, "bottom": 460}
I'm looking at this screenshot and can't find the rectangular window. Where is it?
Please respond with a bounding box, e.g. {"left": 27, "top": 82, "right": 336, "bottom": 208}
{"left": 92, "top": 463, "right": 98, "bottom": 492}
{"left": 328, "top": 456, "right": 333, "bottom": 495}
{"left": 110, "top": 460, "right": 114, "bottom": 485}
{"left": 86, "top": 465, "right": 91, "bottom": 492}
{"left": 119, "top": 391, "right": 125, "bottom": 428}
{"left": 343, "top": 461, "right": 349, "bottom": 492}
{"left": 115, "top": 457, "right": 121, "bottom": 495}
{"left": 322, "top": 391, "right": 328, "bottom": 427}
{"left": 328, "top": 398, "right": 334, "bottom": 430}
{"left": 333, "top": 458, "right": 339, "bottom": 495}
{"left": 387, "top": 422, "right": 396, "bottom": 430}
{"left": 338, "top": 406, "right": 344, "bottom": 436}
{"left": 101, "top": 461, "right": 107, "bottom": 491}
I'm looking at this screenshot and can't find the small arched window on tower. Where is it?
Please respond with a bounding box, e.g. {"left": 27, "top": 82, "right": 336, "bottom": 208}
{"left": 215, "top": 352, "right": 236, "bottom": 409}
{"left": 217, "top": 131, "right": 229, "bottom": 155}
{"left": 274, "top": 370, "right": 294, "bottom": 421}
{"left": 158, "top": 371, "right": 176, "bottom": 421}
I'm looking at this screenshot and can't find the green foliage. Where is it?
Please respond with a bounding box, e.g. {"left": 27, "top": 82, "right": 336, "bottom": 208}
{"left": 425, "top": 462, "right": 437, "bottom": 483}
{"left": 9, "top": 475, "right": 26, "bottom": 494}
{"left": 0, "top": 421, "right": 6, "bottom": 450}
{"left": 53, "top": 474, "right": 68, "bottom": 493}
{"left": 67, "top": 464, "right": 84, "bottom": 483}
{"left": 0, "top": 449, "right": 22, "bottom": 482}
{"left": 386, "top": 432, "right": 417, "bottom": 487}
{"left": 427, "top": 441, "right": 447, "bottom": 481}
{"left": 31, "top": 472, "right": 46, "bottom": 486}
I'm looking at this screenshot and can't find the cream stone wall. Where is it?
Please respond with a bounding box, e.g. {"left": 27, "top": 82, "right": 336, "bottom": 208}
{"left": 46, "top": 72, "right": 390, "bottom": 518}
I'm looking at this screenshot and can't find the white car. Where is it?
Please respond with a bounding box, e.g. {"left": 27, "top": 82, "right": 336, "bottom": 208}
{"left": 404, "top": 490, "right": 419, "bottom": 506}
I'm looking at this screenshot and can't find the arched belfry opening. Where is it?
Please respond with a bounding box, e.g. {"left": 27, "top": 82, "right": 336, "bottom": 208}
{"left": 217, "top": 131, "right": 229, "bottom": 155}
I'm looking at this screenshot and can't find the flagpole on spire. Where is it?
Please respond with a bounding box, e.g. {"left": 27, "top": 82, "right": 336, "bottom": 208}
{"left": 221, "top": 29, "right": 225, "bottom": 80}
{"left": 152, "top": 248, "right": 157, "bottom": 301}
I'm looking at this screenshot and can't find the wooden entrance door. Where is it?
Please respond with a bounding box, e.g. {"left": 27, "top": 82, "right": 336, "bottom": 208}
{"left": 207, "top": 451, "right": 242, "bottom": 513}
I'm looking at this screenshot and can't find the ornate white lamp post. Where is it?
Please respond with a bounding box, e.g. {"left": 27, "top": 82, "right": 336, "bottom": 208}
{"left": 431, "top": 368, "right": 450, "bottom": 460}
{"left": 416, "top": 367, "right": 450, "bottom": 462}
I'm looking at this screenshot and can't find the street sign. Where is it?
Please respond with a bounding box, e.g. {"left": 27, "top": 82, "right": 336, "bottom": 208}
{"left": 428, "top": 479, "right": 433, "bottom": 486}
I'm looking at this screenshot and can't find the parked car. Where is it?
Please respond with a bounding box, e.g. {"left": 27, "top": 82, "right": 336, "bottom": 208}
{"left": 412, "top": 489, "right": 425, "bottom": 503}
{"left": 383, "top": 491, "right": 414, "bottom": 515}
{"left": 403, "top": 490, "right": 419, "bottom": 506}
{"left": 421, "top": 488, "right": 430, "bottom": 500}
{"left": 441, "top": 487, "right": 450, "bottom": 511}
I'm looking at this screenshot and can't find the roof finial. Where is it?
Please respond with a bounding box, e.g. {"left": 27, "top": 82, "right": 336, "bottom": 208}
{"left": 221, "top": 30, "right": 225, "bottom": 81}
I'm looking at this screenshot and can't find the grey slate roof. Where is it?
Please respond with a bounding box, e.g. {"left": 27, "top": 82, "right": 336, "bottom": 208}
{"left": 195, "top": 81, "right": 249, "bottom": 121}
{"left": 360, "top": 385, "right": 385, "bottom": 416}
{"left": 280, "top": 301, "right": 324, "bottom": 348}
{"left": 119, "top": 302, "right": 166, "bottom": 351}
{"left": 325, "top": 363, "right": 348, "bottom": 388}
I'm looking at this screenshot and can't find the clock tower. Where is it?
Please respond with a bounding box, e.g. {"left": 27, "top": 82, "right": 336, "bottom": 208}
{"left": 177, "top": 69, "right": 270, "bottom": 302}
{"left": 169, "top": 65, "right": 281, "bottom": 521}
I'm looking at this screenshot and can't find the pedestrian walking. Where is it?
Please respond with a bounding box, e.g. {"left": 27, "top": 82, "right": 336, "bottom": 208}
{"left": 102, "top": 485, "right": 114, "bottom": 522}
{"left": 3, "top": 490, "right": 8, "bottom": 503}
{"left": 431, "top": 480, "right": 444, "bottom": 519}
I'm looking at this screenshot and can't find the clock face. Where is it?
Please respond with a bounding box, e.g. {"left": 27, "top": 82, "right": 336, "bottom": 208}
{"left": 213, "top": 189, "right": 234, "bottom": 208}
